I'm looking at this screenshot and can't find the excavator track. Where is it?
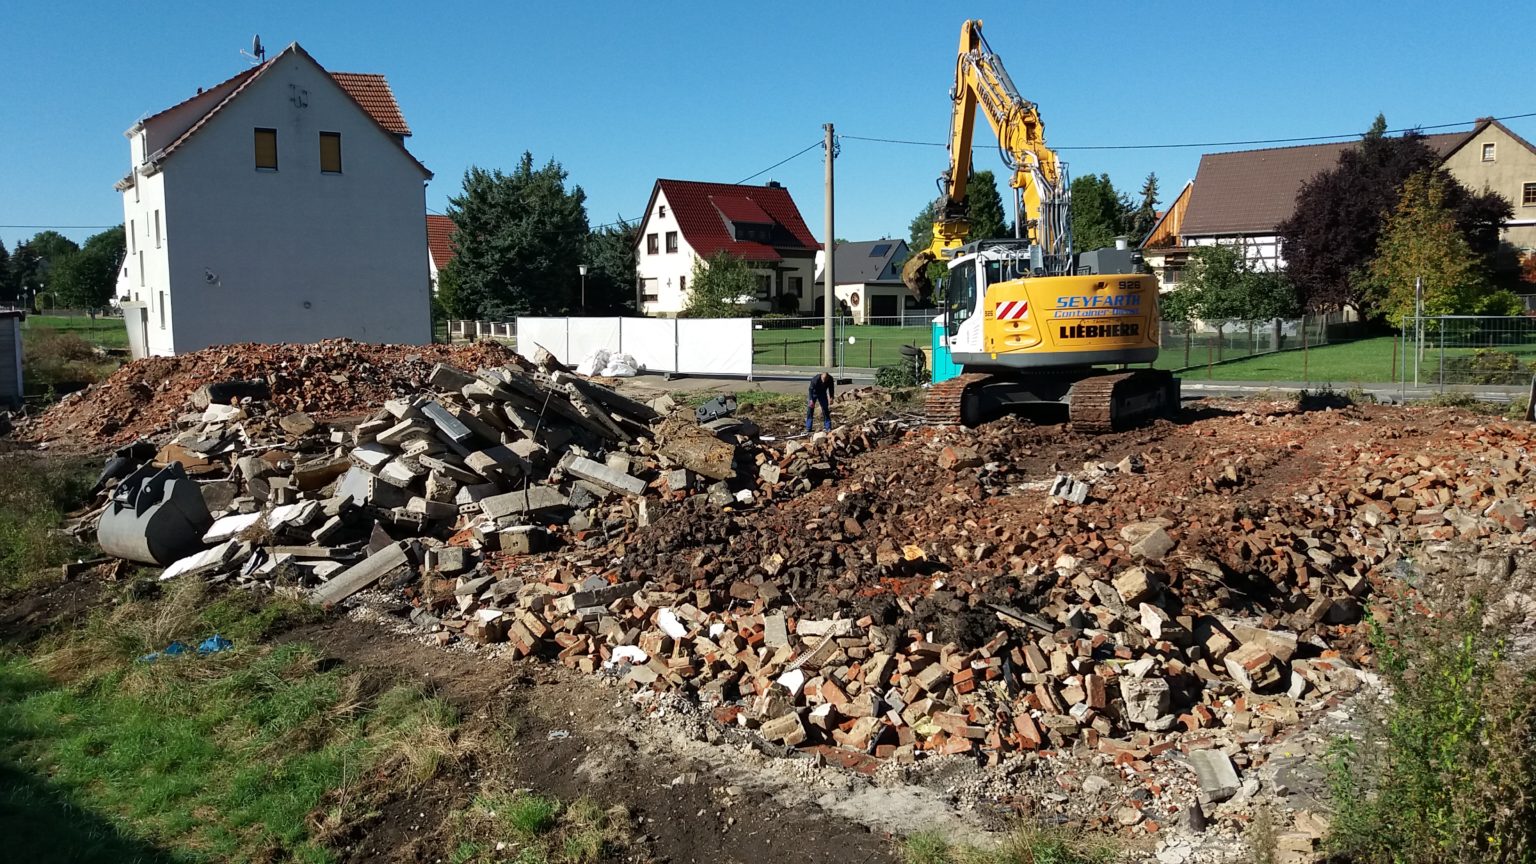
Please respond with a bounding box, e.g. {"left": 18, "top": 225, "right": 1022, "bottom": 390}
{"left": 1068, "top": 369, "right": 1177, "bottom": 434}
{"left": 924, "top": 372, "right": 993, "bottom": 425}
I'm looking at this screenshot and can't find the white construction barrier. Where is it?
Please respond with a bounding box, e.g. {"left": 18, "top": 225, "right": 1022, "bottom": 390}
{"left": 516, "top": 317, "right": 754, "bottom": 377}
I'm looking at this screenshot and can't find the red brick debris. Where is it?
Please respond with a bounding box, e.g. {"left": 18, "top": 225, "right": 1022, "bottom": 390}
{"left": 31, "top": 339, "right": 521, "bottom": 446}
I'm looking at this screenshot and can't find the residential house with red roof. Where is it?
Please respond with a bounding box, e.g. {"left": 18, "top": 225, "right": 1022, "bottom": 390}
{"left": 425, "top": 214, "right": 456, "bottom": 292}
{"left": 633, "top": 179, "right": 819, "bottom": 316}
{"left": 1141, "top": 119, "right": 1535, "bottom": 291}
{"left": 113, "top": 42, "right": 433, "bottom": 357}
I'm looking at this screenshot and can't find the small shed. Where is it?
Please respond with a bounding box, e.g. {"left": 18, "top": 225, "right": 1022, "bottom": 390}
{"left": 0, "top": 310, "right": 21, "bottom": 407}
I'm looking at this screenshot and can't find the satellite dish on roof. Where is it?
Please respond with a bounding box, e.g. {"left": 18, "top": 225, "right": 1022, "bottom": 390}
{"left": 242, "top": 34, "right": 266, "bottom": 65}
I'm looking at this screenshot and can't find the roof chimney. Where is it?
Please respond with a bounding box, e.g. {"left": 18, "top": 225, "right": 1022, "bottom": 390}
{"left": 766, "top": 179, "right": 782, "bottom": 188}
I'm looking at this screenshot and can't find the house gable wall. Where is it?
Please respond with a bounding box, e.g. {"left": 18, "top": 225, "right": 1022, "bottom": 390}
{"left": 131, "top": 52, "right": 429, "bottom": 354}
{"left": 1443, "top": 124, "right": 1536, "bottom": 252}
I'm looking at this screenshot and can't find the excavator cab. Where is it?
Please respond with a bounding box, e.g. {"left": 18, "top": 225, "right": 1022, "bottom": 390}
{"left": 943, "top": 257, "right": 976, "bottom": 339}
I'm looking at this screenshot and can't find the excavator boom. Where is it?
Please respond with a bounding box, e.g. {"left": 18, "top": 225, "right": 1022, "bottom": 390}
{"left": 903, "top": 19, "right": 1071, "bottom": 299}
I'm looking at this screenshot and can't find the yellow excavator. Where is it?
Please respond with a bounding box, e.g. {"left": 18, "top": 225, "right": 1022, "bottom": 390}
{"left": 905, "top": 19, "right": 1177, "bottom": 431}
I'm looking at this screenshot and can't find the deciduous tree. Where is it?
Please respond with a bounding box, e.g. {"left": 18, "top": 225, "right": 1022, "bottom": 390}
{"left": 680, "top": 252, "right": 756, "bottom": 318}
{"left": 51, "top": 226, "right": 124, "bottom": 310}
{"left": 1364, "top": 171, "right": 1520, "bottom": 326}
{"left": 1278, "top": 117, "right": 1511, "bottom": 315}
{"left": 1162, "top": 244, "right": 1299, "bottom": 324}
{"left": 9, "top": 231, "right": 80, "bottom": 307}
{"left": 441, "top": 153, "right": 589, "bottom": 319}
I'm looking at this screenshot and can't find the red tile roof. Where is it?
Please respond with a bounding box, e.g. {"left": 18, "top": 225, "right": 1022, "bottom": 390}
{"left": 1179, "top": 131, "right": 1471, "bottom": 237}
{"left": 138, "top": 44, "right": 429, "bottom": 178}
{"left": 425, "top": 215, "right": 456, "bottom": 269}
{"left": 710, "top": 195, "right": 773, "bottom": 224}
{"left": 330, "top": 72, "right": 411, "bottom": 136}
{"left": 648, "top": 179, "right": 818, "bottom": 262}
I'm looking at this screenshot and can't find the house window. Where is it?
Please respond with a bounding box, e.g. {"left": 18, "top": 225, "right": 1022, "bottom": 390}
{"left": 646, "top": 233, "right": 659, "bottom": 254}
{"left": 133, "top": 171, "right": 139, "bottom": 203}
{"left": 1483, "top": 142, "right": 1496, "bottom": 162}
{"left": 254, "top": 128, "right": 278, "bottom": 170}
{"left": 319, "top": 132, "right": 342, "bottom": 173}
{"left": 1165, "top": 267, "right": 1183, "bottom": 285}
{"left": 787, "top": 276, "right": 803, "bottom": 297}
{"left": 640, "top": 278, "right": 659, "bottom": 303}
{"left": 138, "top": 251, "right": 145, "bottom": 287}
{"left": 756, "top": 273, "right": 773, "bottom": 300}
{"left": 129, "top": 219, "right": 135, "bottom": 254}
{"left": 665, "top": 231, "right": 678, "bottom": 253}
{"left": 159, "top": 292, "right": 166, "bottom": 329}
{"left": 658, "top": 205, "right": 666, "bottom": 218}
{"left": 1524, "top": 182, "right": 1536, "bottom": 207}
{"left": 154, "top": 210, "right": 161, "bottom": 249}
{"left": 679, "top": 275, "right": 687, "bottom": 295}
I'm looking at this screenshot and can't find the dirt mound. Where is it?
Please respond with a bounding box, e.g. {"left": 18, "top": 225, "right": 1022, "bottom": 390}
{"left": 30, "top": 339, "right": 520, "bottom": 447}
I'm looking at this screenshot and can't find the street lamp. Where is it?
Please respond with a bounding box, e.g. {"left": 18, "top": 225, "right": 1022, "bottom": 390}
{"left": 577, "top": 264, "right": 588, "bottom": 314}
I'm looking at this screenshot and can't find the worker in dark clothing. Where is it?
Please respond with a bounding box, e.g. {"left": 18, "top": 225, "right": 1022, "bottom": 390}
{"left": 806, "top": 372, "right": 835, "bottom": 432}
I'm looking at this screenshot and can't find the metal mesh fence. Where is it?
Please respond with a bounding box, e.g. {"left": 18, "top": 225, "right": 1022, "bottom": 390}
{"left": 752, "top": 316, "right": 933, "bottom": 369}
{"left": 1400, "top": 315, "right": 1536, "bottom": 387}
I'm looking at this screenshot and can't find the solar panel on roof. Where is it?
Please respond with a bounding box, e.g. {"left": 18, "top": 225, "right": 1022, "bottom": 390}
{"left": 870, "top": 243, "right": 891, "bottom": 257}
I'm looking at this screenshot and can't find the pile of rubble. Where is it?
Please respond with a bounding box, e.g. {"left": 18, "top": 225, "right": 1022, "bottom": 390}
{"left": 89, "top": 350, "right": 886, "bottom": 605}
{"left": 80, "top": 362, "right": 1536, "bottom": 846}
{"left": 31, "top": 338, "right": 524, "bottom": 445}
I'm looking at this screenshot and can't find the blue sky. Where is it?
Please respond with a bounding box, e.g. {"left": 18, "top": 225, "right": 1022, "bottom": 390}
{"left": 4, "top": 0, "right": 1533, "bottom": 247}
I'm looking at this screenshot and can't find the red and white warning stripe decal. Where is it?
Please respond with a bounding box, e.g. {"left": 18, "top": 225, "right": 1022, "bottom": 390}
{"left": 994, "top": 300, "right": 1030, "bottom": 320}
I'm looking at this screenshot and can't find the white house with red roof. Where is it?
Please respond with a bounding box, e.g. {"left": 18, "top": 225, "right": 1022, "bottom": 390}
{"left": 633, "top": 179, "right": 819, "bottom": 317}
{"left": 114, "top": 42, "right": 433, "bottom": 357}
{"left": 425, "top": 214, "right": 456, "bottom": 293}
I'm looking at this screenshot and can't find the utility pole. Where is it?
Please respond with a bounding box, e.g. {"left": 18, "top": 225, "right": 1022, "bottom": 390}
{"left": 823, "top": 122, "right": 836, "bottom": 369}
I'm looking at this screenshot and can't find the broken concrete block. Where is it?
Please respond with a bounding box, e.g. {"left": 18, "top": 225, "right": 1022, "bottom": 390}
{"left": 1119, "top": 675, "right": 1174, "bottom": 730}
{"left": 1122, "top": 522, "right": 1175, "bottom": 561}
{"left": 564, "top": 455, "right": 646, "bottom": 497}
{"left": 1113, "top": 566, "right": 1160, "bottom": 606}
{"left": 480, "top": 486, "right": 569, "bottom": 522}
{"left": 1188, "top": 749, "right": 1241, "bottom": 802}
{"left": 278, "top": 412, "right": 316, "bottom": 437}
{"left": 309, "top": 541, "right": 411, "bottom": 606}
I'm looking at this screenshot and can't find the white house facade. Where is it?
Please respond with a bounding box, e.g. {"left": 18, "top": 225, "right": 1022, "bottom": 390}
{"left": 114, "top": 43, "right": 433, "bottom": 357}
{"left": 634, "top": 179, "right": 819, "bottom": 317}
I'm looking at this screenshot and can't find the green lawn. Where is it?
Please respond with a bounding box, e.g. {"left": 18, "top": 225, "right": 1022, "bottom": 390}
{"left": 23, "top": 315, "right": 129, "bottom": 351}
{"left": 754, "top": 323, "right": 931, "bottom": 368}
{"left": 1171, "top": 337, "right": 1401, "bottom": 382}
{"left": 0, "top": 588, "right": 458, "bottom": 864}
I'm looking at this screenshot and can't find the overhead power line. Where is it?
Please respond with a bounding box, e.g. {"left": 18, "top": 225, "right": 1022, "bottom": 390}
{"left": 842, "top": 110, "right": 1536, "bottom": 152}
{"left": 735, "top": 139, "right": 823, "bottom": 184}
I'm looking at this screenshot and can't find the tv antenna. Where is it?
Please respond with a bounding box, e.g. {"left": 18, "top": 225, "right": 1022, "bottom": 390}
{"left": 241, "top": 34, "right": 266, "bottom": 65}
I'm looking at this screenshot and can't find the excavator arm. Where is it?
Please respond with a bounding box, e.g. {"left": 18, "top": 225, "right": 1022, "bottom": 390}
{"left": 902, "top": 19, "right": 1072, "bottom": 299}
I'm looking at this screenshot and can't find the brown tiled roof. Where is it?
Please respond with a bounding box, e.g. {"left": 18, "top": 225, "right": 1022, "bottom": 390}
{"left": 425, "top": 215, "right": 456, "bottom": 269}
{"left": 330, "top": 72, "right": 411, "bottom": 136}
{"left": 1179, "top": 131, "right": 1471, "bottom": 237}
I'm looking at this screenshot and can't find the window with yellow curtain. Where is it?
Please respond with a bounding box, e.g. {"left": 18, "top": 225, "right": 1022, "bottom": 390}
{"left": 254, "top": 128, "right": 278, "bottom": 170}
{"left": 319, "top": 132, "right": 342, "bottom": 174}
